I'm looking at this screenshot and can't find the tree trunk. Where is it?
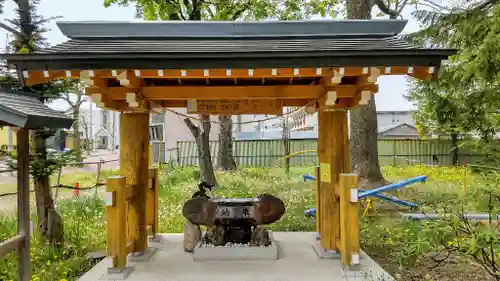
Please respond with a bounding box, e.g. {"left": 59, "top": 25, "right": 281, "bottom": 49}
{"left": 184, "top": 115, "right": 217, "bottom": 185}
{"left": 72, "top": 108, "right": 82, "bottom": 161}
{"left": 33, "top": 132, "right": 64, "bottom": 246}
{"left": 450, "top": 133, "right": 459, "bottom": 166}
{"left": 217, "top": 115, "right": 237, "bottom": 171}
{"left": 15, "top": 0, "right": 64, "bottom": 245}
{"left": 347, "top": 0, "right": 388, "bottom": 188}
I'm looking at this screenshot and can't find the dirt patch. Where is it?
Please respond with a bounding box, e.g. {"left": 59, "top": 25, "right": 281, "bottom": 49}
{"left": 372, "top": 253, "right": 495, "bottom": 281}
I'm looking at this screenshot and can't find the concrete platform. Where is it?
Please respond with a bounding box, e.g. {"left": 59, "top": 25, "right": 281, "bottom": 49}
{"left": 78, "top": 232, "right": 394, "bottom": 281}
{"left": 193, "top": 231, "right": 278, "bottom": 261}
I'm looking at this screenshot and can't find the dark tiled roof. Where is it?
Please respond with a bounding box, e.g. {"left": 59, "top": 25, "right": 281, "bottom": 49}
{"left": 2, "top": 20, "right": 456, "bottom": 71}
{"left": 38, "top": 36, "right": 417, "bottom": 54}
{"left": 0, "top": 92, "right": 73, "bottom": 129}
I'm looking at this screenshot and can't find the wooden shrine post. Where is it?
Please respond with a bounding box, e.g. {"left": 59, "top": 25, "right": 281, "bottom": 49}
{"left": 16, "top": 129, "right": 30, "bottom": 281}
{"left": 317, "top": 108, "right": 350, "bottom": 251}
{"left": 120, "top": 113, "right": 150, "bottom": 253}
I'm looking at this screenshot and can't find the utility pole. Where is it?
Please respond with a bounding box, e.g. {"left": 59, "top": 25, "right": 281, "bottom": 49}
{"left": 89, "top": 100, "right": 93, "bottom": 151}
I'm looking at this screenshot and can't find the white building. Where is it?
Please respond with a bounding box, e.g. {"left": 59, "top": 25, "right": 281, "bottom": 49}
{"left": 256, "top": 108, "right": 418, "bottom": 139}
{"left": 79, "top": 106, "right": 120, "bottom": 150}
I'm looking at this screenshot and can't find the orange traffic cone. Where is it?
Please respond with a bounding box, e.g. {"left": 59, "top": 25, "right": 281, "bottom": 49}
{"left": 73, "top": 182, "right": 80, "bottom": 197}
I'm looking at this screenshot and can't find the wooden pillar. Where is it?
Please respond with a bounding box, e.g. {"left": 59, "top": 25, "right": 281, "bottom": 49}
{"left": 16, "top": 129, "right": 30, "bottom": 281}
{"left": 339, "top": 173, "right": 360, "bottom": 266}
{"left": 315, "top": 166, "right": 321, "bottom": 233}
{"left": 106, "top": 176, "right": 127, "bottom": 270}
{"left": 120, "top": 113, "right": 149, "bottom": 253}
{"left": 317, "top": 109, "right": 350, "bottom": 251}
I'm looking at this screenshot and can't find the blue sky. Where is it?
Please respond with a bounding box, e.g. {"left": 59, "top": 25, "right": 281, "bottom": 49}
{"left": 0, "top": 0, "right": 424, "bottom": 111}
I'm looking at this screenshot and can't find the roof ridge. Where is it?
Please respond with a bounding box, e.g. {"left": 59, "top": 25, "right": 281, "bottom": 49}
{"left": 56, "top": 20, "right": 408, "bottom": 40}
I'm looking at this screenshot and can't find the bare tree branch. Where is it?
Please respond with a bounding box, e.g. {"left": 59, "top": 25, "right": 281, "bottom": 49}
{"left": 200, "top": 114, "right": 211, "bottom": 134}
{"left": 0, "top": 22, "right": 22, "bottom": 37}
{"left": 419, "top": 0, "right": 452, "bottom": 12}
{"left": 372, "top": 0, "right": 399, "bottom": 19}
{"left": 59, "top": 92, "right": 74, "bottom": 107}
{"left": 184, "top": 118, "right": 200, "bottom": 138}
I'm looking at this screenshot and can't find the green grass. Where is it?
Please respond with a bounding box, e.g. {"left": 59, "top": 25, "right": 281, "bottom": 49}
{"left": 0, "top": 164, "right": 498, "bottom": 281}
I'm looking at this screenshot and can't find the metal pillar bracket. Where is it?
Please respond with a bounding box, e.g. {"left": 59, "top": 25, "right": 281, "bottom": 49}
{"left": 104, "top": 192, "right": 114, "bottom": 207}
{"left": 350, "top": 188, "right": 358, "bottom": 203}
{"left": 352, "top": 252, "right": 360, "bottom": 265}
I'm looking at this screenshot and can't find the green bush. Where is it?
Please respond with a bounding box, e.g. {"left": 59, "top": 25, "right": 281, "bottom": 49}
{"left": 0, "top": 195, "right": 106, "bottom": 281}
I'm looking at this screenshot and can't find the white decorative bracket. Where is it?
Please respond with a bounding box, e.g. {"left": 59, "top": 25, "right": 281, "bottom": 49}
{"left": 330, "top": 68, "right": 344, "bottom": 84}
{"left": 117, "top": 71, "right": 131, "bottom": 87}
{"left": 91, "top": 94, "right": 104, "bottom": 108}
{"left": 325, "top": 91, "right": 337, "bottom": 106}
{"left": 80, "top": 70, "right": 95, "bottom": 87}
{"left": 358, "top": 91, "right": 372, "bottom": 105}
{"left": 126, "top": 92, "right": 139, "bottom": 108}
{"left": 367, "top": 67, "right": 380, "bottom": 83}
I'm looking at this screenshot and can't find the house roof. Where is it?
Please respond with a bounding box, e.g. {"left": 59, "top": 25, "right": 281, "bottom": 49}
{"left": 378, "top": 123, "right": 418, "bottom": 135}
{"left": 2, "top": 20, "right": 456, "bottom": 71}
{"left": 0, "top": 91, "right": 74, "bottom": 129}
{"left": 377, "top": 110, "right": 416, "bottom": 114}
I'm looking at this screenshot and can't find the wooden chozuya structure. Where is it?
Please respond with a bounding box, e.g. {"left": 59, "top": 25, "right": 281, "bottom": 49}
{"left": 2, "top": 19, "right": 454, "bottom": 276}
{"left": 0, "top": 91, "right": 73, "bottom": 281}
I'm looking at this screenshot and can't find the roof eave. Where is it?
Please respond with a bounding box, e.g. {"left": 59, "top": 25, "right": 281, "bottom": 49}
{"left": 5, "top": 49, "right": 456, "bottom": 71}
{"left": 24, "top": 116, "right": 74, "bottom": 130}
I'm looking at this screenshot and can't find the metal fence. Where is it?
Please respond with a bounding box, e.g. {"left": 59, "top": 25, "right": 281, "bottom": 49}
{"left": 176, "top": 139, "right": 487, "bottom": 167}
{"left": 151, "top": 141, "right": 166, "bottom": 164}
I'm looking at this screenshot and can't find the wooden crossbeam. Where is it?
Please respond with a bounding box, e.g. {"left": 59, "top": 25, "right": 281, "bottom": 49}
{"left": 85, "top": 84, "right": 378, "bottom": 101}
{"left": 22, "top": 66, "right": 435, "bottom": 86}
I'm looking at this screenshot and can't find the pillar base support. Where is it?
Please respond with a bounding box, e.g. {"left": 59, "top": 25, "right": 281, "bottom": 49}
{"left": 104, "top": 266, "right": 134, "bottom": 280}
{"left": 149, "top": 235, "right": 163, "bottom": 244}
{"left": 312, "top": 240, "right": 340, "bottom": 259}
{"left": 128, "top": 247, "right": 158, "bottom": 262}
{"left": 340, "top": 266, "right": 364, "bottom": 280}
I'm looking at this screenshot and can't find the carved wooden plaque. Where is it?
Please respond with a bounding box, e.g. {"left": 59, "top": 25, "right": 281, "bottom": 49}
{"left": 187, "top": 99, "right": 283, "bottom": 115}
